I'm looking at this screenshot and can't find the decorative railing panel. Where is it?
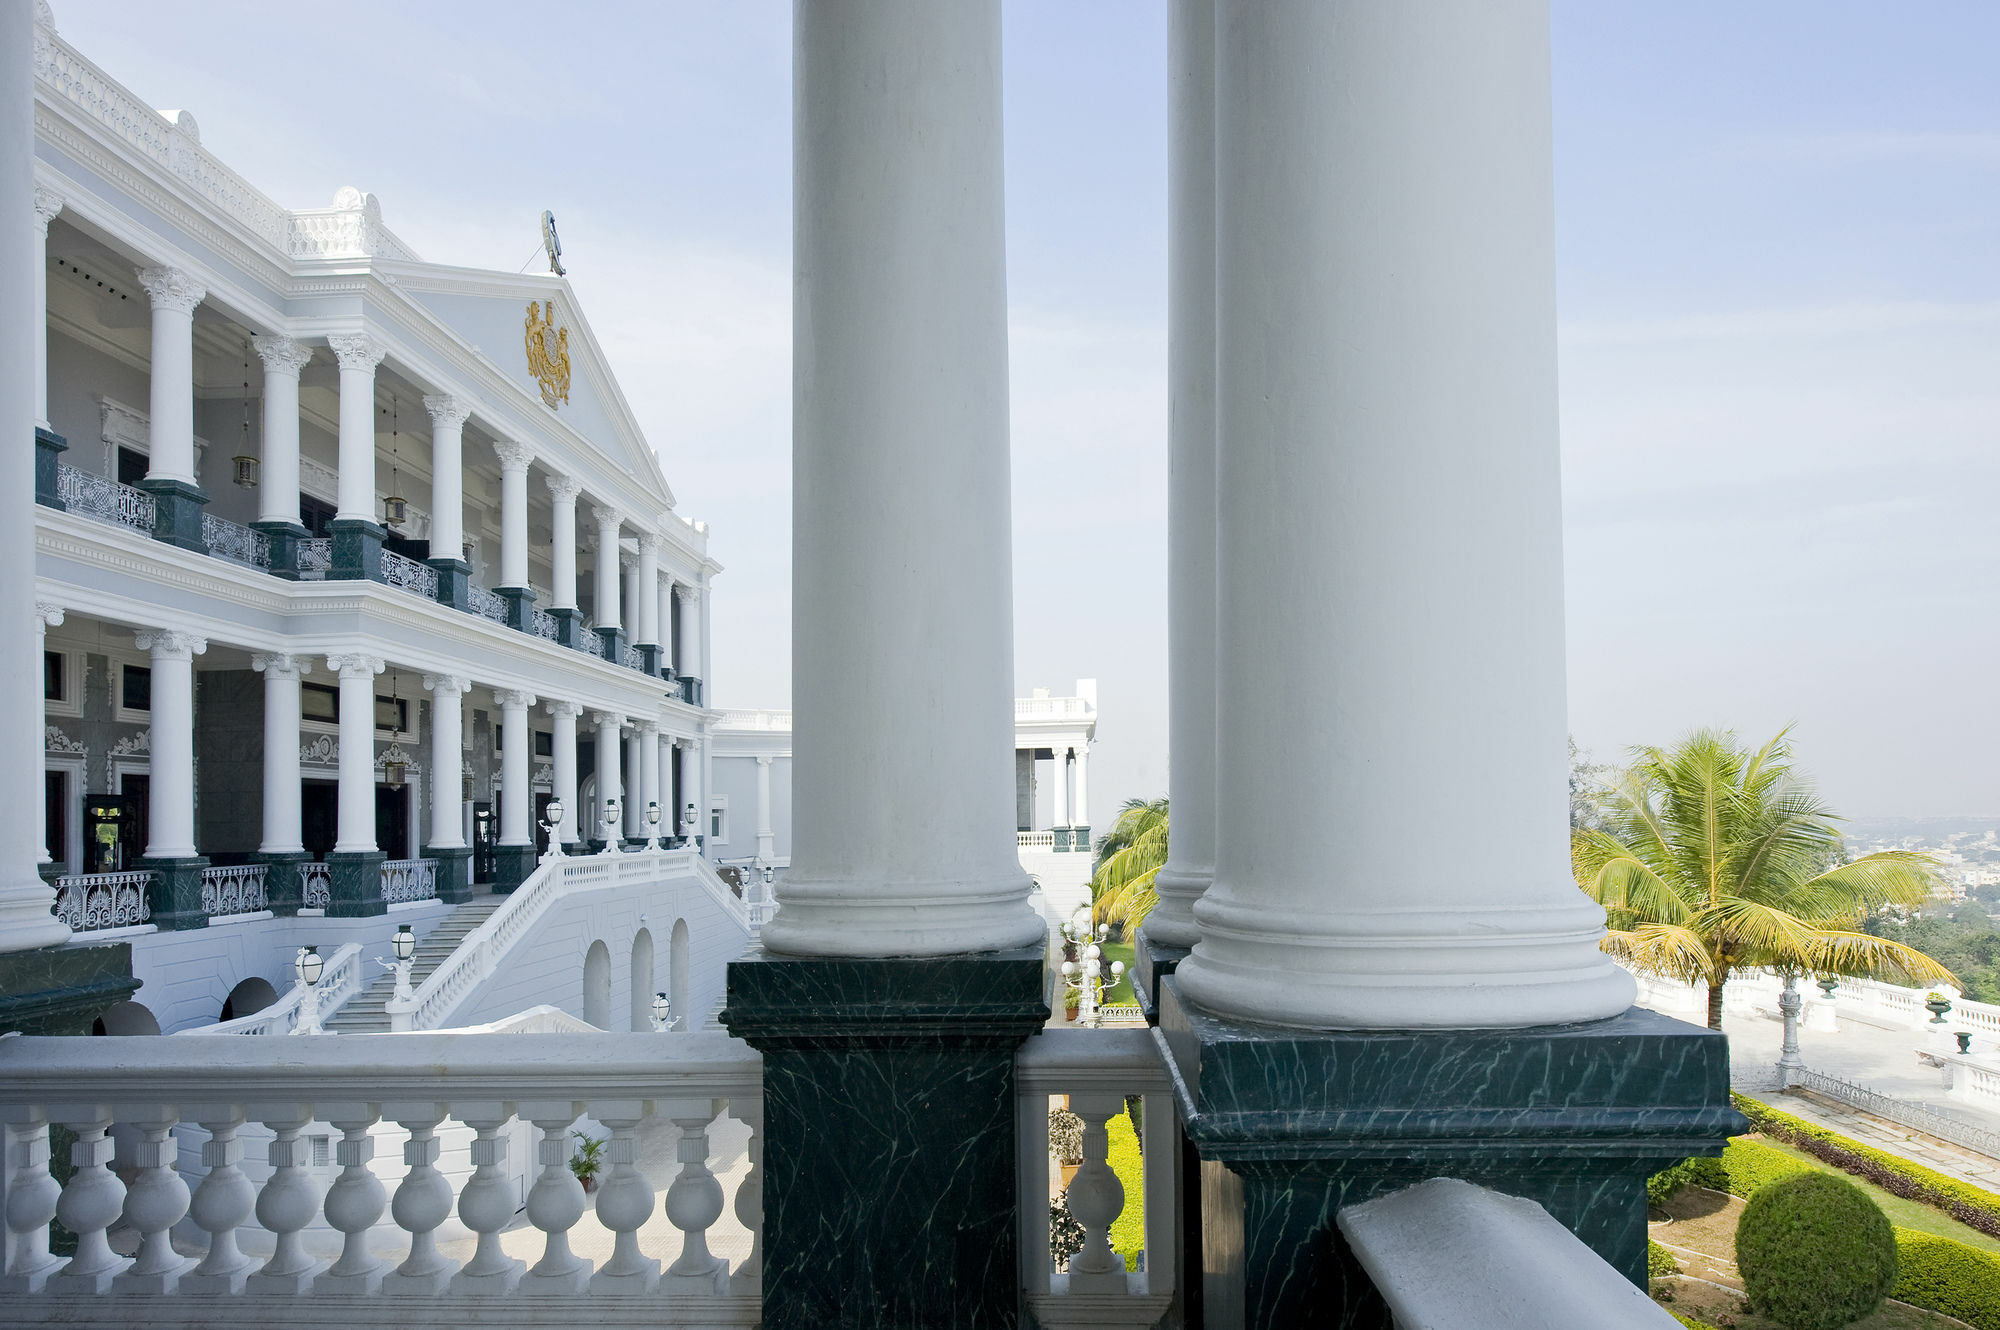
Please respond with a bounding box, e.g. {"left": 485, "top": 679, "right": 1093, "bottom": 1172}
{"left": 199, "top": 513, "right": 270, "bottom": 569}
{"left": 578, "top": 631, "right": 607, "bottom": 659}
{"left": 1795, "top": 1067, "right": 2000, "bottom": 1159}
{"left": 52, "top": 871, "right": 151, "bottom": 932}
{"left": 529, "top": 605, "right": 561, "bottom": 641}
{"left": 199, "top": 863, "right": 268, "bottom": 917}
{"left": 1016, "top": 696, "right": 1093, "bottom": 720}
{"left": 468, "top": 582, "right": 508, "bottom": 624}
{"left": 380, "top": 548, "right": 439, "bottom": 599}
{"left": 55, "top": 464, "right": 153, "bottom": 533}
{"left": 379, "top": 856, "right": 437, "bottom": 905}
{"left": 1018, "top": 831, "right": 1056, "bottom": 850}
{"left": 296, "top": 538, "right": 331, "bottom": 576}
{"left": 298, "top": 860, "right": 331, "bottom": 910}
{"left": 622, "top": 644, "right": 646, "bottom": 671}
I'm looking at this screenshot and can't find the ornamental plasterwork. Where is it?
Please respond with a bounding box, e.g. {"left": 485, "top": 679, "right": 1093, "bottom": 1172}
{"left": 524, "top": 299, "right": 571, "bottom": 410}
{"left": 133, "top": 630, "right": 206, "bottom": 659}
{"left": 105, "top": 731, "right": 149, "bottom": 788}
{"left": 134, "top": 265, "right": 205, "bottom": 315}
{"left": 423, "top": 394, "right": 470, "bottom": 431}
{"left": 45, "top": 725, "right": 84, "bottom": 755}
{"left": 300, "top": 735, "right": 339, "bottom": 766}
{"left": 546, "top": 473, "right": 582, "bottom": 504}
{"left": 32, "top": 185, "right": 62, "bottom": 236}
{"left": 298, "top": 456, "right": 338, "bottom": 504}
{"left": 326, "top": 332, "right": 386, "bottom": 373}
{"left": 251, "top": 334, "right": 313, "bottom": 376}
{"left": 492, "top": 440, "right": 535, "bottom": 473}
{"left": 374, "top": 743, "right": 422, "bottom": 778}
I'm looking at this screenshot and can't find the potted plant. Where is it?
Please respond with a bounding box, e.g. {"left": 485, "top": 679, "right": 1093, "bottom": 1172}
{"left": 1063, "top": 977, "right": 1081, "bottom": 1024}
{"left": 569, "top": 1130, "right": 606, "bottom": 1193}
{"left": 1048, "top": 1105, "right": 1085, "bottom": 1192}
{"left": 1926, "top": 991, "right": 1954, "bottom": 1024}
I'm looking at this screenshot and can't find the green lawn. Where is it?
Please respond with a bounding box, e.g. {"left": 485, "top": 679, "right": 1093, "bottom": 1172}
{"left": 1100, "top": 939, "right": 1136, "bottom": 1006}
{"left": 1751, "top": 1136, "right": 2000, "bottom": 1255}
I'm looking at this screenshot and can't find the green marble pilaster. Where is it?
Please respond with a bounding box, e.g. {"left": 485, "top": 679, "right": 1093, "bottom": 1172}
{"left": 0, "top": 942, "right": 138, "bottom": 1036}
{"left": 722, "top": 947, "right": 1048, "bottom": 1329}
{"left": 34, "top": 426, "right": 65, "bottom": 509}
{"left": 141, "top": 857, "right": 208, "bottom": 931}
{"left": 253, "top": 520, "right": 309, "bottom": 579}
{"left": 549, "top": 607, "right": 584, "bottom": 649}
{"left": 499, "top": 586, "right": 536, "bottom": 632}
{"left": 595, "top": 625, "right": 627, "bottom": 663}
{"left": 139, "top": 478, "right": 208, "bottom": 552}
{"left": 329, "top": 518, "right": 385, "bottom": 582}
{"left": 492, "top": 844, "right": 535, "bottom": 893}
{"left": 423, "top": 845, "right": 473, "bottom": 903}
{"left": 325, "top": 850, "right": 386, "bottom": 917}
{"left": 428, "top": 557, "right": 472, "bottom": 611}
{"left": 1131, "top": 930, "right": 1190, "bottom": 1024}
{"left": 252, "top": 850, "right": 308, "bottom": 915}
{"left": 1157, "top": 978, "right": 1742, "bottom": 1329}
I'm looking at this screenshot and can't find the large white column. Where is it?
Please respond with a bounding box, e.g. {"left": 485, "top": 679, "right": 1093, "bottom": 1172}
{"left": 327, "top": 654, "right": 384, "bottom": 854}
{"left": 0, "top": 5, "right": 67, "bottom": 952}
{"left": 1173, "top": 1, "right": 1633, "bottom": 1029}
{"left": 252, "top": 654, "right": 309, "bottom": 855}
{"left": 1072, "top": 745, "right": 1090, "bottom": 834}
{"left": 659, "top": 579, "right": 676, "bottom": 669}
{"left": 1048, "top": 748, "right": 1070, "bottom": 831}
{"left": 134, "top": 631, "right": 206, "bottom": 859}
{"left": 326, "top": 334, "right": 385, "bottom": 523}
{"left": 496, "top": 690, "right": 537, "bottom": 847}
{"left": 635, "top": 533, "right": 661, "bottom": 648}
{"left": 624, "top": 730, "right": 644, "bottom": 837}
{"left": 33, "top": 602, "right": 62, "bottom": 865}
{"left": 422, "top": 395, "right": 470, "bottom": 560}
{"left": 591, "top": 505, "right": 623, "bottom": 630}
{"left": 679, "top": 739, "right": 701, "bottom": 840}
{"left": 546, "top": 475, "right": 580, "bottom": 610}
{"left": 755, "top": 754, "right": 775, "bottom": 862}
{"left": 771, "top": 0, "right": 1040, "bottom": 955}
{"left": 252, "top": 337, "right": 313, "bottom": 527}
{"left": 1146, "top": 0, "right": 1219, "bottom": 951}
{"left": 423, "top": 675, "right": 467, "bottom": 849}
{"left": 547, "top": 701, "right": 582, "bottom": 844}
{"left": 592, "top": 712, "right": 625, "bottom": 842}
{"left": 493, "top": 441, "right": 533, "bottom": 590}
{"left": 678, "top": 584, "right": 703, "bottom": 681}
{"left": 638, "top": 722, "right": 661, "bottom": 835}
{"left": 31, "top": 187, "right": 60, "bottom": 429}
{"left": 134, "top": 268, "right": 205, "bottom": 486}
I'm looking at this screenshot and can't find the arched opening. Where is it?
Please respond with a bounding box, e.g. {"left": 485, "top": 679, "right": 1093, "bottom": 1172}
{"left": 218, "top": 976, "right": 280, "bottom": 1024}
{"left": 91, "top": 999, "right": 160, "bottom": 1036}
{"left": 583, "top": 939, "right": 612, "bottom": 1030}
{"left": 629, "top": 927, "right": 655, "bottom": 1032}
{"left": 669, "top": 918, "right": 690, "bottom": 1032}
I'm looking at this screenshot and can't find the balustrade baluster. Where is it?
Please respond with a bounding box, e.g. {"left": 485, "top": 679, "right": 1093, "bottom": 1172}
{"left": 315, "top": 1102, "right": 388, "bottom": 1293}
{"left": 381, "top": 1100, "right": 459, "bottom": 1294}
{"left": 1062, "top": 1093, "right": 1129, "bottom": 1294}
{"left": 732, "top": 1097, "right": 763, "bottom": 1296}
{"left": 0, "top": 1107, "right": 63, "bottom": 1293}
{"left": 46, "top": 1104, "right": 128, "bottom": 1293}
{"left": 519, "top": 1099, "right": 590, "bottom": 1293}
{"left": 587, "top": 1099, "right": 658, "bottom": 1293}
{"left": 179, "top": 1106, "right": 258, "bottom": 1294}
{"left": 451, "top": 1101, "right": 524, "bottom": 1293}
{"left": 111, "top": 1104, "right": 191, "bottom": 1294}
{"left": 660, "top": 1096, "right": 728, "bottom": 1293}
{"left": 245, "top": 1104, "right": 321, "bottom": 1293}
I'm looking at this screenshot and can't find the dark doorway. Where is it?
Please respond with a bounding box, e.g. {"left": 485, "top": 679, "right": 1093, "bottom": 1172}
{"left": 301, "top": 780, "right": 336, "bottom": 860}
{"left": 45, "top": 770, "right": 66, "bottom": 867}
{"left": 376, "top": 784, "right": 409, "bottom": 859}
{"left": 299, "top": 494, "right": 336, "bottom": 538}
{"left": 472, "top": 803, "right": 496, "bottom": 883}
{"left": 83, "top": 793, "right": 135, "bottom": 873}
{"left": 533, "top": 792, "right": 554, "bottom": 856}
{"left": 117, "top": 775, "right": 149, "bottom": 864}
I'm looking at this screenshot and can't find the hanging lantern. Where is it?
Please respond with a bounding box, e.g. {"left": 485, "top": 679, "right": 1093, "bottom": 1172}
{"left": 383, "top": 493, "right": 408, "bottom": 527}
{"left": 382, "top": 395, "right": 407, "bottom": 527}
{"left": 385, "top": 761, "right": 407, "bottom": 788}
{"left": 232, "top": 454, "right": 259, "bottom": 488}
{"left": 234, "top": 343, "right": 257, "bottom": 488}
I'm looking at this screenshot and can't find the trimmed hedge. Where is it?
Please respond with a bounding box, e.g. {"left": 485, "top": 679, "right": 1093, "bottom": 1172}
{"left": 1892, "top": 1227, "right": 2000, "bottom": 1330}
{"left": 1672, "top": 1319, "right": 1720, "bottom": 1330}
{"left": 1734, "top": 1093, "right": 2000, "bottom": 1240}
{"left": 1648, "top": 1239, "right": 1680, "bottom": 1277}
{"left": 1736, "top": 1171, "right": 1897, "bottom": 1330}
{"left": 1107, "top": 1108, "right": 1144, "bottom": 1271}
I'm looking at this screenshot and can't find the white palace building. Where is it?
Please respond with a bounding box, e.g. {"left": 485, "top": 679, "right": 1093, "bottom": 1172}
{"left": 11, "top": 3, "right": 754, "bottom": 1041}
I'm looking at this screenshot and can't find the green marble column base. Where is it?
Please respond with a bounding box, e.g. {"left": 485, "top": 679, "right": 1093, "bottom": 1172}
{"left": 595, "top": 625, "right": 627, "bottom": 662}
{"left": 492, "top": 844, "right": 535, "bottom": 892}
{"left": 681, "top": 675, "right": 704, "bottom": 706}
{"left": 637, "top": 643, "right": 662, "bottom": 674}
{"left": 34, "top": 426, "right": 66, "bottom": 509}
{"left": 428, "top": 557, "right": 472, "bottom": 611}
{"left": 549, "top": 606, "right": 584, "bottom": 648}
{"left": 139, "top": 478, "right": 209, "bottom": 552}
{"left": 252, "top": 520, "right": 310, "bottom": 579}
{"left": 329, "top": 518, "right": 385, "bottom": 582}
{"left": 423, "top": 845, "right": 474, "bottom": 903}
{"left": 252, "top": 850, "right": 309, "bottom": 915}
{"left": 141, "top": 856, "right": 210, "bottom": 931}
{"left": 1131, "top": 930, "right": 1190, "bottom": 1024}
{"left": 722, "top": 947, "right": 1048, "bottom": 1330}
{"left": 325, "top": 850, "right": 386, "bottom": 917}
{"left": 0, "top": 942, "right": 138, "bottom": 1036}
{"left": 1052, "top": 827, "right": 1072, "bottom": 852}
{"left": 499, "top": 585, "right": 536, "bottom": 632}
{"left": 1157, "top": 978, "right": 1743, "bottom": 1329}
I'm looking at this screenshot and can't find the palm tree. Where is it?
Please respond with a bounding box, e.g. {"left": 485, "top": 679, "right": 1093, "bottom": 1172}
{"left": 1574, "top": 727, "right": 1951, "bottom": 1030}
{"left": 1089, "top": 797, "right": 1167, "bottom": 935}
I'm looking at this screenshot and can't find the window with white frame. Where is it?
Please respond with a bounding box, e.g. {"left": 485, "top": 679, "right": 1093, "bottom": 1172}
{"left": 710, "top": 796, "right": 728, "bottom": 844}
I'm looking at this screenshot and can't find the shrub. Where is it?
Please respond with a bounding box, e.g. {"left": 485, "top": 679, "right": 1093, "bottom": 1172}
{"left": 1106, "top": 1107, "right": 1145, "bottom": 1271}
{"left": 1719, "top": 1137, "right": 1815, "bottom": 1198}
{"left": 1891, "top": 1227, "right": 2000, "bottom": 1330}
{"left": 1048, "top": 1107, "right": 1084, "bottom": 1165}
{"left": 1672, "top": 1318, "right": 1721, "bottom": 1330}
{"left": 1736, "top": 1172, "right": 1897, "bottom": 1330}
{"left": 1049, "top": 1196, "right": 1084, "bottom": 1271}
{"left": 1648, "top": 1158, "right": 1700, "bottom": 1206}
{"left": 1648, "top": 1239, "right": 1680, "bottom": 1277}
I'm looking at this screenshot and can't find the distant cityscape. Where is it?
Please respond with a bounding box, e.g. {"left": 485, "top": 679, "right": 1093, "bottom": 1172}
{"left": 1843, "top": 818, "right": 2000, "bottom": 895}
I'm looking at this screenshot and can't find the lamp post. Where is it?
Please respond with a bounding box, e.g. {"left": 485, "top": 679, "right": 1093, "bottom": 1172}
{"left": 294, "top": 945, "right": 325, "bottom": 1036}
{"left": 540, "top": 796, "right": 565, "bottom": 863}
{"left": 1061, "top": 937, "right": 1125, "bottom": 1029}
{"left": 602, "top": 796, "right": 623, "bottom": 855}
{"left": 653, "top": 991, "right": 672, "bottom": 1033}
{"left": 684, "top": 800, "right": 699, "bottom": 846}
{"left": 388, "top": 923, "right": 416, "bottom": 1004}
{"left": 644, "top": 800, "right": 662, "bottom": 853}
{"left": 1776, "top": 971, "right": 1805, "bottom": 1085}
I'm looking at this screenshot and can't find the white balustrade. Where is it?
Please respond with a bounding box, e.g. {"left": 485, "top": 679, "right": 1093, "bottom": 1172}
{"left": 1018, "top": 830, "right": 1056, "bottom": 850}
{"left": 0, "top": 1033, "right": 763, "bottom": 1326}
{"left": 1015, "top": 696, "right": 1093, "bottom": 720}
{"left": 380, "top": 857, "right": 438, "bottom": 905}
{"left": 200, "top": 862, "right": 268, "bottom": 917}
{"left": 176, "top": 941, "right": 365, "bottom": 1035}
{"left": 1016, "top": 1028, "right": 1178, "bottom": 1330}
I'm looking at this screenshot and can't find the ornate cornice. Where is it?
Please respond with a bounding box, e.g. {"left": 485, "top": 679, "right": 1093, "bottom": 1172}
{"left": 134, "top": 265, "right": 204, "bottom": 315}
{"left": 422, "top": 394, "right": 470, "bottom": 431}
{"left": 422, "top": 673, "right": 469, "bottom": 696}
{"left": 491, "top": 440, "right": 535, "bottom": 473}
{"left": 545, "top": 473, "right": 582, "bottom": 505}
{"left": 32, "top": 185, "right": 62, "bottom": 237}
{"left": 251, "top": 334, "right": 313, "bottom": 376}
{"left": 326, "top": 332, "right": 386, "bottom": 373}
{"left": 326, "top": 652, "right": 386, "bottom": 678}
{"left": 251, "top": 652, "right": 311, "bottom": 679}
{"left": 134, "top": 629, "right": 205, "bottom": 659}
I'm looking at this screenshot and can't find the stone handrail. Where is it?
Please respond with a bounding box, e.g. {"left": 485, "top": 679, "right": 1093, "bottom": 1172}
{"left": 1018, "top": 830, "right": 1056, "bottom": 850}
{"left": 172, "top": 941, "right": 364, "bottom": 1036}
{"left": 0, "top": 1030, "right": 761, "bottom": 1321}
{"left": 715, "top": 708, "right": 791, "bottom": 731}
{"left": 1015, "top": 696, "right": 1092, "bottom": 720}
{"left": 445, "top": 1004, "right": 606, "bottom": 1034}
{"left": 1015, "top": 1027, "right": 1178, "bottom": 1327}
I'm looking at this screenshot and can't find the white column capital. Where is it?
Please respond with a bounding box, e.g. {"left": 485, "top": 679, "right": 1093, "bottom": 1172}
{"left": 590, "top": 504, "right": 624, "bottom": 534}
{"left": 326, "top": 653, "right": 385, "bottom": 679}
{"left": 422, "top": 673, "right": 470, "bottom": 696}
{"left": 618, "top": 551, "right": 635, "bottom": 572}
{"left": 755, "top": 754, "right": 773, "bottom": 768}
{"left": 637, "top": 531, "right": 665, "bottom": 556}
{"left": 591, "top": 711, "right": 627, "bottom": 731}
{"left": 33, "top": 601, "right": 62, "bottom": 632}
{"left": 134, "top": 630, "right": 206, "bottom": 660}
{"left": 252, "top": 334, "right": 313, "bottom": 376}
{"left": 492, "top": 440, "right": 535, "bottom": 474}
{"left": 251, "top": 653, "right": 312, "bottom": 679}
{"left": 421, "top": 393, "right": 471, "bottom": 430}
{"left": 636, "top": 719, "right": 660, "bottom": 738}
{"left": 495, "top": 688, "right": 538, "bottom": 710}
{"left": 134, "top": 265, "right": 205, "bottom": 316}
{"left": 545, "top": 473, "right": 582, "bottom": 504}
{"left": 326, "top": 332, "right": 386, "bottom": 373}
{"left": 32, "top": 185, "right": 62, "bottom": 237}
{"left": 545, "top": 699, "right": 586, "bottom": 719}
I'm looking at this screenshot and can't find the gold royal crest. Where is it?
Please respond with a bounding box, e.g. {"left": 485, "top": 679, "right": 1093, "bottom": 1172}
{"left": 524, "top": 299, "right": 571, "bottom": 409}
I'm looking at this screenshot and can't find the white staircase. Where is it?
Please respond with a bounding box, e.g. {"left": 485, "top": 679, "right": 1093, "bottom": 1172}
{"left": 324, "top": 895, "right": 504, "bottom": 1033}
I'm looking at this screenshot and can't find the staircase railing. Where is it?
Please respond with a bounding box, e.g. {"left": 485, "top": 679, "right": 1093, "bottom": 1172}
{"left": 172, "top": 941, "right": 365, "bottom": 1036}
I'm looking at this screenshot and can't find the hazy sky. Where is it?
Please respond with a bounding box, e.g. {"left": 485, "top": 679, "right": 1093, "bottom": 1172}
{"left": 54, "top": 2, "right": 2000, "bottom": 822}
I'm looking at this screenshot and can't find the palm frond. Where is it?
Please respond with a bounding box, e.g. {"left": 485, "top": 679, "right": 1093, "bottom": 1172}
{"left": 1598, "top": 924, "right": 1715, "bottom": 986}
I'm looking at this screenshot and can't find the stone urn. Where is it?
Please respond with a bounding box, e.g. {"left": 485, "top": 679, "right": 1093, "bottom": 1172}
{"left": 1927, "top": 994, "right": 1954, "bottom": 1024}
{"left": 1816, "top": 976, "right": 1838, "bottom": 999}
